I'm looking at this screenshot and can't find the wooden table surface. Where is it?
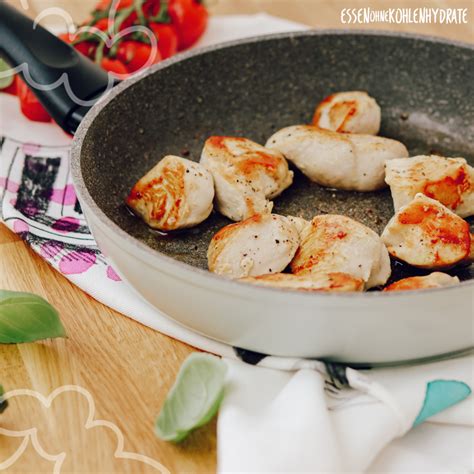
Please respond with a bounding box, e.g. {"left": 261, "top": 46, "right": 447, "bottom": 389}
{"left": 1, "top": 1, "right": 472, "bottom": 472}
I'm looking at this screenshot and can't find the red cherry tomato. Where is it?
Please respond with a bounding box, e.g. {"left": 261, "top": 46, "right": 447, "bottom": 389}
{"left": 101, "top": 58, "right": 129, "bottom": 76}
{"left": 168, "top": 0, "right": 208, "bottom": 50}
{"left": 118, "top": 10, "right": 137, "bottom": 32}
{"left": 118, "top": 0, "right": 164, "bottom": 30}
{"left": 142, "top": 0, "right": 160, "bottom": 15}
{"left": 149, "top": 23, "right": 178, "bottom": 59}
{"left": 121, "top": 0, "right": 161, "bottom": 28}
{"left": 16, "top": 77, "right": 51, "bottom": 122}
{"left": 74, "top": 41, "right": 98, "bottom": 58}
{"left": 58, "top": 32, "right": 72, "bottom": 43}
{"left": 2, "top": 78, "right": 17, "bottom": 96}
{"left": 94, "top": 17, "right": 113, "bottom": 31}
{"left": 58, "top": 33, "right": 97, "bottom": 61}
{"left": 116, "top": 41, "right": 162, "bottom": 73}
{"left": 96, "top": 0, "right": 133, "bottom": 11}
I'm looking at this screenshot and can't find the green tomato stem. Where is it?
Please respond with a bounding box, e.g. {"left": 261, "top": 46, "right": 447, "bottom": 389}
{"left": 134, "top": 0, "right": 147, "bottom": 25}
{"left": 149, "top": 0, "right": 171, "bottom": 23}
{"left": 95, "top": 41, "right": 106, "bottom": 64}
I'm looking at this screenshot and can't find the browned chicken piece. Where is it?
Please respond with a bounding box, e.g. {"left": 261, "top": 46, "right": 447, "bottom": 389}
{"left": 312, "top": 91, "right": 381, "bottom": 135}
{"left": 126, "top": 155, "right": 214, "bottom": 231}
{"left": 290, "top": 215, "right": 391, "bottom": 289}
{"left": 200, "top": 136, "right": 293, "bottom": 221}
{"left": 385, "top": 155, "right": 474, "bottom": 218}
{"left": 384, "top": 272, "right": 460, "bottom": 292}
{"left": 240, "top": 272, "right": 364, "bottom": 292}
{"left": 381, "top": 194, "right": 473, "bottom": 269}
{"left": 286, "top": 215, "right": 311, "bottom": 237}
{"left": 266, "top": 125, "right": 408, "bottom": 192}
{"left": 208, "top": 213, "right": 300, "bottom": 278}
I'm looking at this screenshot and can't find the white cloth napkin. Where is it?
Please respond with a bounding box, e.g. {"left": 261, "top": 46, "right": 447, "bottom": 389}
{"left": 219, "top": 356, "right": 473, "bottom": 473}
{"left": 1, "top": 13, "right": 473, "bottom": 473}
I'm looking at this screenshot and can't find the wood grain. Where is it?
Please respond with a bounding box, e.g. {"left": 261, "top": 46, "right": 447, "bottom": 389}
{"left": 0, "top": 223, "right": 216, "bottom": 473}
{"left": 1, "top": 1, "right": 472, "bottom": 472}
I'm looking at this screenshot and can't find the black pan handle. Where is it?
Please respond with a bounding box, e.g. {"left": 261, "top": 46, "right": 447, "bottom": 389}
{"left": 0, "top": 3, "right": 115, "bottom": 134}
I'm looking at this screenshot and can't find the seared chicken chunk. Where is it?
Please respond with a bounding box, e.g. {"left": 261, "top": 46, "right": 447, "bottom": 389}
{"left": 266, "top": 125, "right": 408, "bottom": 191}
{"left": 384, "top": 272, "right": 460, "bottom": 292}
{"left": 290, "top": 215, "right": 391, "bottom": 289}
{"left": 126, "top": 155, "right": 214, "bottom": 231}
{"left": 241, "top": 272, "right": 364, "bottom": 292}
{"left": 201, "top": 136, "right": 293, "bottom": 221}
{"left": 312, "top": 91, "right": 381, "bottom": 135}
{"left": 385, "top": 155, "right": 474, "bottom": 218}
{"left": 208, "top": 213, "right": 299, "bottom": 278}
{"left": 381, "top": 194, "right": 473, "bottom": 269}
{"left": 286, "top": 215, "right": 311, "bottom": 237}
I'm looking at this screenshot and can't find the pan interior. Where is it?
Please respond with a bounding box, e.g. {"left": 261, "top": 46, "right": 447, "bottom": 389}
{"left": 80, "top": 33, "right": 474, "bottom": 285}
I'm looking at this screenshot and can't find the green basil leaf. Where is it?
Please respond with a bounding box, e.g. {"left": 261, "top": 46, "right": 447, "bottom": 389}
{"left": 0, "top": 290, "right": 66, "bottom": 343}
{"left": 155, "top": 353, "right": 227, "bottom": 442}
{"left": 0, "top": 58, "right": 14, "bottom": 90}
{"left": 0, "top": 384, "right": 7, "bottom": 413}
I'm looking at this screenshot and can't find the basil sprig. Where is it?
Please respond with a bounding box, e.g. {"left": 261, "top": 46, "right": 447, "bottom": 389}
{"left": 155, "top": 353, "right": 227, "bottom": 442}
{"left": 0, "top": 58, "right": 14, "bottom": 90}
{"left": 0, "top": 290, "right": 66, "bottom": 343}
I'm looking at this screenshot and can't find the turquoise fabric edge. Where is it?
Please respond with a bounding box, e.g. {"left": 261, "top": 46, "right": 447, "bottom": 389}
{"left": 413, "top": 379, "right": 472, "bottom": 427}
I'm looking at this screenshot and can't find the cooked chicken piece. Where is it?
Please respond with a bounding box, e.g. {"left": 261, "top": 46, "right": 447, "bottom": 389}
{"left": 381, "top": 194, "right": 473, "bottom": 269}
{"left": 266, "top": 125, "right": 408, "bottom": 191}
{"left": 312, "top": 91, "right": 381, "bottom": 135}
{"left": 240, "top": 272, "right": 364, "bottom": 292}
{"left": 126, "top": 155, "right": 214, "bottom": 231}
{"left": 208, "top": 213, "right": 299, "bottom": 278}
{"left": 290, "top": 215, "right": 391, "bottom": 289}
{"left": 200, "top": 136, "right": 293, "bottom": 221}
{"left": 384, "top": 272, "right": 460, "bottom": 292}
{"left": 286, "top": 215, "right": 311, "bottom": 237}
{"left": 385, "top": 155, "right": 474, "bottom": 218}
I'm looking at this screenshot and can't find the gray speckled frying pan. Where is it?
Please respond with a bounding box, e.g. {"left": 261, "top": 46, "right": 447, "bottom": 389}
{"left": 70, "top": 30, "right": 473, "bottom": 363}
{"left": 78, "top": 30, "right": 473, "bottom": 280}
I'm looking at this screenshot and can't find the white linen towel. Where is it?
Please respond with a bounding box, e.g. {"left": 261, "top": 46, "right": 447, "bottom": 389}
{"left": 219, "top": 356, "right": 473, "bottom": 473}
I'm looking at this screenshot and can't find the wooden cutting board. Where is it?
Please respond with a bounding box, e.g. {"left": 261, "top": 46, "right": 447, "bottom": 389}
{"left": 0, "top": 223, "right": 217, "bottom": 473}
{"left": 0, "top": 1, "right": 471, "bottom": 472}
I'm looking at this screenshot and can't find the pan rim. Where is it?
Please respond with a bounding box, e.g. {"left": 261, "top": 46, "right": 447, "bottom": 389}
{"left": 71, "top": 28, "right": 474, "bottom": 300}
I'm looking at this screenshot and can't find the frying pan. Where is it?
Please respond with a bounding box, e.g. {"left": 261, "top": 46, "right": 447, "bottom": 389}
{"left": 1, "top": 4, "right": 473, "bottom": 363}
